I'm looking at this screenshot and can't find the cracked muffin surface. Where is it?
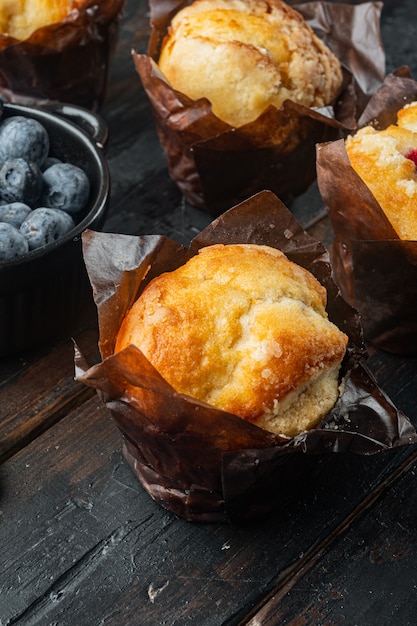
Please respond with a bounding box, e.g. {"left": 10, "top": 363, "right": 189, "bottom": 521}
{"left": 158, "top": 0, "right": 343, "bottom": 127}
{"left": 115, "top": 244, "right": 348, "bottom": 437}
{"left": 345, "top": 101, "right": 417, "bottom": 241}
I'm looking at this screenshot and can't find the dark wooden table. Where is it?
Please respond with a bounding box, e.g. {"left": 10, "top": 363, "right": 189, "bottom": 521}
{"left": 1, "top": 1, "right": 417, "bottom": 624}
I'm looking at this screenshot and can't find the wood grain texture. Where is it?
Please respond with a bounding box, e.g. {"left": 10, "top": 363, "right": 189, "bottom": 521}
{"left": 1, "top": 356, "right": 416, "bottom": 625}
{"left": 1, "top": 0, "right": 417, "bottom": 625}
{"left": 0, "top": 329, "right": 98, "bottom": 463}
{"left": 242, "top": 449, "right": 417, "bottom": 626}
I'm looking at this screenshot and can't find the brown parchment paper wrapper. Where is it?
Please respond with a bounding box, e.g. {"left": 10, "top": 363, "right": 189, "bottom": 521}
{"left": 0, "top": 0, "right": 125, "bottom": 110}
{"left": 132, "top": 1, "right": 385, "bottom": 214}
{"left": 317, "top": 68, "right": 417, "bottom": 355}
{"left": 75, "top": 191, "right": 417, "bottom": 522}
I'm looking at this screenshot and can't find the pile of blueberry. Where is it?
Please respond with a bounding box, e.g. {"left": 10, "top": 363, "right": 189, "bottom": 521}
{"left": 0, "top": 115, "right": 90, "bottom": 262}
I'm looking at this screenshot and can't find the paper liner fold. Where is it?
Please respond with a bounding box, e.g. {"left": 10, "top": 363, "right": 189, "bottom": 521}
{"left": 0, "top": 0, "right": 125, "bottom": 110}
{"left": 75, "top": 191, "right": 417, "bottom": 522}
{"left": 317, "top": 69, "right": 417, "bottom": 355}
{"left": 133, "top": 1, "right": 385, "bottom": 214}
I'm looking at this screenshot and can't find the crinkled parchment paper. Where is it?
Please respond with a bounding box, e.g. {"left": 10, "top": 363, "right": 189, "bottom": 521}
{"left": 133, "top": 1, "right": 385, "bottom": 214}
{"left": 0, "top": 0, "right": 125, "bottom": 109}
{"left": 317, "top": 68, "right": 417, "bottom": 355}
{"left": 75, "top": 191, "right": 416, "bottom": 522}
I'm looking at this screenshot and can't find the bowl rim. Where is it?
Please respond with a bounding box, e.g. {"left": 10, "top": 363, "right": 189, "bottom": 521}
{"left": 0, "top": 102, "right": 110, "bottom": 269}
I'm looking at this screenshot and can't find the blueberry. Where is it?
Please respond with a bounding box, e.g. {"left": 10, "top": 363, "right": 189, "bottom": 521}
{"left": 42, "top": 156, "right": 62, "bottom": 172}
{"left": 20, "top": 207, "right": 75, "bottom": 250}
{"left": 0, "top": 158, "right": 43, "bottom": 204}
{"left": 0, "top": 222, "right": 29, "bottom": 261}
{"left": 0, "top": 116, "right": 50, "bottom": 168}
{"left": 41, "top": 163, "right": 90, "bottom": 215}
{"left": 0, "top": 202, "right": 32, "bottom": 228}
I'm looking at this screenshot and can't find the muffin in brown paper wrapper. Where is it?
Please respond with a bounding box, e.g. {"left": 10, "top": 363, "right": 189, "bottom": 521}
{"left": 75, "top": 191, "right": 416, "bottom": 522}
{"left": 132, "top": 1, "right": 385, "bottom": 215}
{"left": 0, "top": 0, "right": 125, "bottom": 110}
{"left": 317, "top": 68, "right": 417, "bottom": 356}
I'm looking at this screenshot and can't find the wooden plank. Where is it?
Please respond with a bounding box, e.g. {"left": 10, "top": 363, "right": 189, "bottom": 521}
{"left": 0, "top": 353, "right": 416, "bottom": 625}
{"left": 235, "top": 352, "right": 417, "bottom": 624}
{"left": 241, "top": 449, "right": 417, "bottom": 626}
{"left": 0, "top": 328, "right": 98, "bottom": 463}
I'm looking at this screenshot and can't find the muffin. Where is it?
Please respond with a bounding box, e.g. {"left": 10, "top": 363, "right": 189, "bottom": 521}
{"left": 0, "top": 1, "right": 82, "bottom": 39}
{"left": 158, "top": 0, "right": 343, "bottom": 128}
{"left": 0, "top": 0, "right": 125, "bottom": 109}
{"left": 316, "top": 70, "right": 417, "bottom": 355}
{"left": 345, "top": 101, "right": 417, "bottom": 241}
{"left": 134, "top": 0, "right": 385, "bottom": 213}
{"left": 115, "top": 243, "right": 348, "bottom": 438}
{"left": 77, "top": 191, "right": 416, "bottom": 522}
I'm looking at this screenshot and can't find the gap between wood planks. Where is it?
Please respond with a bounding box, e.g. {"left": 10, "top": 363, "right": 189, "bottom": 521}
{"left": 0, "top": 385, "right": 95, "bottom": 464}
{"left": 230, "top": 448, "right": 417, "bottom": 626}
{"left": 0, "top": 328, "right": 99, "bottom": 464}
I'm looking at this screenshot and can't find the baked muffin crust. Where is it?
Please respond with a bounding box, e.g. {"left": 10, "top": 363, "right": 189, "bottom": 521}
{"left": 0, "top": 0, "right": 82, "bottom": 40}
{"left": 115, "top": 244, "right": 348, "bottom": 437}
{"left": 345, "top": 101, "right": 417, "bottom": 241}
{"left": 158, "top": 0, "right": 343, "bottom": 127}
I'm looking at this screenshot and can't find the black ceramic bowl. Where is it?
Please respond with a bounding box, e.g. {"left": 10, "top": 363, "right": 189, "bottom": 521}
{"left": 0, "top": 102, "right": 110, "bottom": 357}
